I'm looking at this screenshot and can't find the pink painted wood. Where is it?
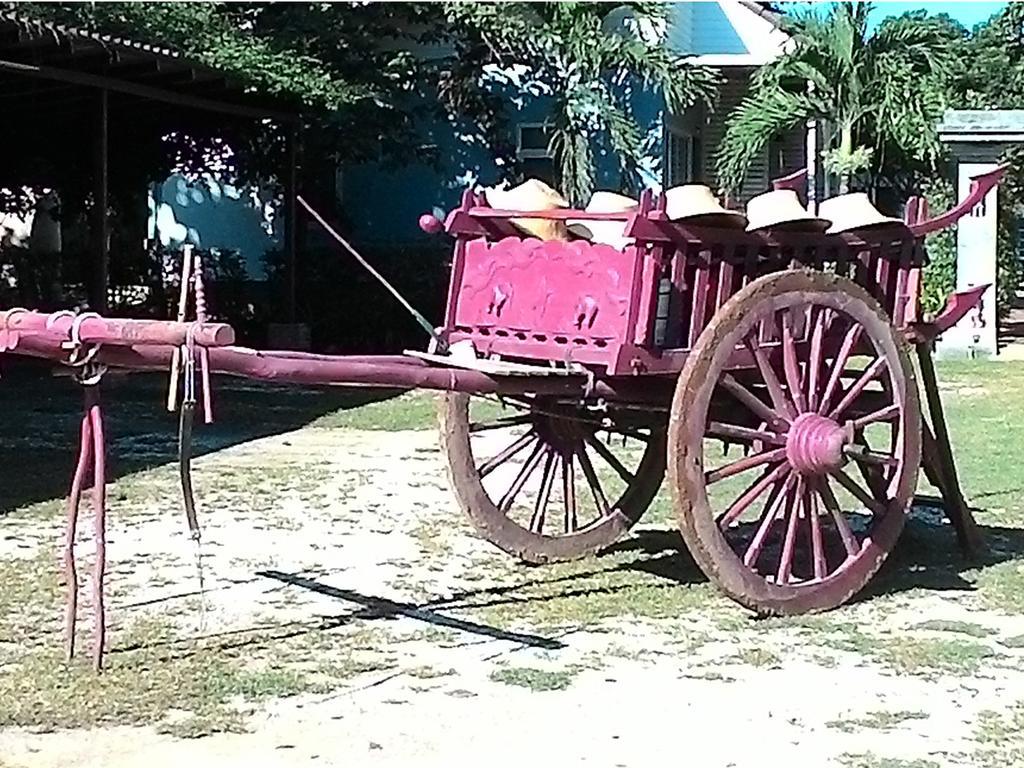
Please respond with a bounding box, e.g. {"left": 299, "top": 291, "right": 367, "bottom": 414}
{"left": 447, "top": 235, "right": 642, "bottom": 373}
{"left": 1, "top": 310, "right": 234, "bottom": 347}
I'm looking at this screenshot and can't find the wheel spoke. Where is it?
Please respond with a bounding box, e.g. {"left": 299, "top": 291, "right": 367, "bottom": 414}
{"left": 818, "top": 322, "right": 863, "bottom": 415}
{"left": 528, "top": 450, "right": 558, "bottom": 533}
{"left": 707, "top": 421, "right": 786, "bottom": 446}
{"left": 814, "top": 478, "right": 860, "bottom": 558}
{"left": 609, "top": 426, "right": 652, "bottom": 443}
{"left": 470, "top": 413, "right": 533, "bottom": 433}
{"left": 577, "top": 445, "right": 611, "bottom": 518}
{"left": 851, "top": 403, "right": 899, "bottom": 429}
{"left": 807, "top": 308, "right": 831, "bottom": 412}
{"left": 717, "top": 461, "right": 791, "bottom": 528}
{"left": 830, "top": 467, "right": 885, "bottom": 515}
{"left": 721, "top": 374, "right": 789, "bottom": 432}
{"left": 707, "top": 447, "right": 787, "bottom": 484}
{"left": 776, "top": 476, "right": 804, "bottom": 585}
{"left": 781, "top": 308, "right": 808, "bottom": 413}
{"left": 745, "top": 337, "right": 795, "bottom": 419}
{"left": 496, "top": 440, "right": 546, "bottom": 513}
{"left": 844, "top": 443, "right": 898, "bottom": 469}
{"left": 743, "top": 470, "right": 795, "bottom": 567}
{"left": 478, "top": 431, "right": 538, "bottom": 479}
{"left": 828, "top": 356, "right": 889, "bottom": 420}
{"left": 808, "top": 486, "right": 827, "bottom": 580}
{"left": 585, "top": 434, "right": 635, "bottom": 484}
{"left": 562, "top": 452, "right": 577, "bottom": 533}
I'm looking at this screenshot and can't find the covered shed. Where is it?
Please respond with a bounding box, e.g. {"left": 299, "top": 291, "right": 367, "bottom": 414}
{"left": 0, "top": 11, "right": 302, "bottom": 317}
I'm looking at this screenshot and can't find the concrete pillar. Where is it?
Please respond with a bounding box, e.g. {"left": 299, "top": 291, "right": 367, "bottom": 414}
{"left": 937, "top": 161, "right": 1000, "bottom": 358}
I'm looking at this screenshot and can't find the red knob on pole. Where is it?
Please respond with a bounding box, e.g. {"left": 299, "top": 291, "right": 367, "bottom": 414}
{"left": 419, "top": 213, "right": 443, "bottom": 234}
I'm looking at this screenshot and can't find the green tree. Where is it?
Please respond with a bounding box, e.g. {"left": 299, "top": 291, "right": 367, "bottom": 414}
{"left": 442, "top": 2, "right": 719, "bottom": 204}
{"left": 14, "top": 2, "right": 361, "bottom": 110}
{"left": 12, "top": 2, "right": 457, "bottom": 174}
{"left": 715, "top": 1, "right": 959, "bottom": 196}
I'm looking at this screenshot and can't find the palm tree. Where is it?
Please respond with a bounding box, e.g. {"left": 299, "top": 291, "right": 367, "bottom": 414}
{"left": 443, "top": 2, "right": 718, "bottom": 205}
{"left": 715, "top": 2, "right": 959, "bottom": 197}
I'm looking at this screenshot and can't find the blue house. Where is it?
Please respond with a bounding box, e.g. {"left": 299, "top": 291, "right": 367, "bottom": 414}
{"left": 146, "top": 2, "right": 806, "bottom": 273}
{"left": 337, "top": 0, "right": 805, "bottom": 247}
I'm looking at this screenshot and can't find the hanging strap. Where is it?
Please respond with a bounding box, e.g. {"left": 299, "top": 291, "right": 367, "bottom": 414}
{"left": 178, "top": 324, "right": 201, "bottom": 539}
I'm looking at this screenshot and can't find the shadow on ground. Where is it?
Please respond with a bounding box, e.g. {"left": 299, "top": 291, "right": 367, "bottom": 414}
{"left": 87, "top": 509, "right": 1024, "bottom": 664}
{"left": 605, "top": 502, "right": 1024, "bottom": 607}
{"left": 0, "top": 360, "right": 401, "bottom": 513}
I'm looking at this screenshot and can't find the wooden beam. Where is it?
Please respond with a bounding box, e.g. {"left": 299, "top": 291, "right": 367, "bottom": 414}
{"left": 0, "top": 55, "right": 297, "bottom": 122}
{"left": 0, "top": 81, "right": 80, "bottom": 100}
{"left": 915, "top": 343, "right": 985, "bottom": 558}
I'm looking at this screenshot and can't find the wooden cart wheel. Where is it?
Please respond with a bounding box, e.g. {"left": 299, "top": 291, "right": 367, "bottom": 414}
{"left": 440, "top": 392, "right": 666, "bottom": 564}
{"left": 669, "top": 270, "right": 921, "bottom": 615}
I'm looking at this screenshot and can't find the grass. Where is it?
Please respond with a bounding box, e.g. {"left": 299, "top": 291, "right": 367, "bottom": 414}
{"left": 406, "top": 665, "right": 456, "bottom": 679}
{"left": 4, "top": 360, "right": 1024, "bottom": 738}
{"left": 827, "top": 710, "right": 929, "bottom": 734}
{"left": 827, "top": 624, "right": 997, "bottom": 677}
{"left": 488, "top": 664, "right": 581, "bottom": 692}
{"left": 0, "top": 571, "right": 393, "bottom": 735}
{"left": 971, "top": 702, "right": 1024, "bottom": 768}
{"left": 447, "top": 545, "right": 728, "bottom": 630}
{"left": 838, "top": 755, "right": 939, "bottom": 768}
{"left": 722, "top": 647, "right": 782, "bottom": 668}
{"left": 975, "top": 561, "right": 1024, "bottom": 614}
{"left": 909, "top": 619, "right": 991, "bottom": 638}
{"left": 310, "top": 391, "right": 438, "bottom": 431}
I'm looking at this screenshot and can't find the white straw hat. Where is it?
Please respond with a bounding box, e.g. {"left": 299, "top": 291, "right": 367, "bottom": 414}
{"left": 745, "top": 189, "right": 831, "bottom": 232}
{"left": 483, "top": 178, "right": 571, "bottom": 241}
{"left": 663, "top": 185, "right": 747, "bottom": 229}
{"left": 818, "top": 192, "right": 905, "bottom": 234}
{"left": 567, "top": 191, "right": 638, "bottom": 250}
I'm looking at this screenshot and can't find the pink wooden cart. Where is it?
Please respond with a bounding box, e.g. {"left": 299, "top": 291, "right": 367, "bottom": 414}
{"left": 0, "top": 167, "right": 1002, "bottom": 668}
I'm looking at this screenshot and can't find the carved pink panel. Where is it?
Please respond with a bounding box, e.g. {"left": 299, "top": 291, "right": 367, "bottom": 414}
{"left": 451, "top": 237, "right": 639, "bottom": 353}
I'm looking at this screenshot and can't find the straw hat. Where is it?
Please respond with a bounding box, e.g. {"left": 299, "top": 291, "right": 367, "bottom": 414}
{"left": 663, "top": 184, "right": 747, "bottom": 229}
{"left": 567, "top": 191, "right": 638, "bottom": 250}
{"left": 745, "top": 189, "right": 831, "bottom": 232}
{"left": 818, "top": 192, "right": 906, "bottom": 234}
{"left": 483, "top": 178, "right": 571, "bottom": 241}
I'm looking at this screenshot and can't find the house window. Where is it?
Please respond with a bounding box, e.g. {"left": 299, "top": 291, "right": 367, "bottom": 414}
{"left": 665, "top": 128, "right": 699, "bottom": 186}
{"left": 516, "top": 122, "right": 556, "bottom": 186}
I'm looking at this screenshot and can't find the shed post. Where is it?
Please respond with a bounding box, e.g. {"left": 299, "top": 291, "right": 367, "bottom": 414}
{"left": 284, "top": 125, "right": 298, "bottom": 323}
{"left": 91, "top": 88, "right": 109, "bottom": 312}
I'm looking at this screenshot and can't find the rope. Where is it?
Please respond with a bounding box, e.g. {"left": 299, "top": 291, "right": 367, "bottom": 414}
{"left": 296, "top": 196, "right": 443, "bottom": 348}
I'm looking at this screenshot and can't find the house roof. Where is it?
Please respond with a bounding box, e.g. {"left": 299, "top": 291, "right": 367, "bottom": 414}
{"left": 669, "top": 0, "right": 791, "bottom": 67}
{"left": 0, "top": 11, "right": 299, "bottom": 122}
{"left": 938, "top": 109, "right": 1024, "bottom": 142}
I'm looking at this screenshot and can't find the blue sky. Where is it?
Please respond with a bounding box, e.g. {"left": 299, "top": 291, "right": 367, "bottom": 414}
{"left": 778, "top": 2, "right": 1008, "bottom": 31}
{"left": 867, "top": 2, "right": 1006, "bottom": 30}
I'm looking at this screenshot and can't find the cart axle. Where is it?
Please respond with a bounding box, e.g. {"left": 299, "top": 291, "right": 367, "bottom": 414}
{"left": 785, "top": 412, "right": 853, "bottom": 476}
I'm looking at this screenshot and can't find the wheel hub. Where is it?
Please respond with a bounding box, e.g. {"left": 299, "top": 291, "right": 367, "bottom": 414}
{"left": 785, "top": 412, "right": 852, "bottom": 476}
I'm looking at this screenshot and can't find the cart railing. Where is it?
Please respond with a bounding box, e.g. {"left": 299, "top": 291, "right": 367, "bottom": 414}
{"left": 425, "top": 166, "right": 1006, "bottom": 374}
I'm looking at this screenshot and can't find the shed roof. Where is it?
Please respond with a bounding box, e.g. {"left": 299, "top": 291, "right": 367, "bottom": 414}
{"left": 0, "top": 11, "right": 300, "bottom": 122}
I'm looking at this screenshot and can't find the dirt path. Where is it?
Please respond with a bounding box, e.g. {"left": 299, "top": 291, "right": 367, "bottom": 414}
{"left": 2, "top": 420, "right": 1024, "bottom": 768}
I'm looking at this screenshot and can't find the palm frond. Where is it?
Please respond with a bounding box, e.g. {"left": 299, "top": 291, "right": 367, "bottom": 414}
{"left": 716, "top": 89, "right": 814, "bottom": 195}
